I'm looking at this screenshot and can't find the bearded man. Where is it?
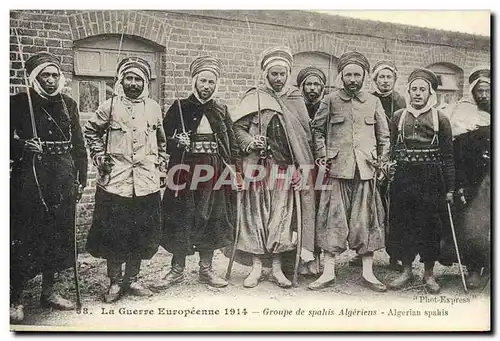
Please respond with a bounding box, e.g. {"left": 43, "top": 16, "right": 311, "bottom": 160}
{"left": 310, "top": 51, "right": 390, "bottom": 292}
{"left": 10, "top": 52, "right": 88, "bottom": 322}
{"left": 153, "top": 56, "right": 240, "bottom": 290}
{"left": 84, "top": 57, "right": 167, "bottom": 303}
{"left": 441, "top": 66, "right": 491, "bottom": 289}
{"left": 229, "top": 46, "right": 316, "bottom": 289}
{"left": 297, "top": 66, "right": 327, "bottom": 120}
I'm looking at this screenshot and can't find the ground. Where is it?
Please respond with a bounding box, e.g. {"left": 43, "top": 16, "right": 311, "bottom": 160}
{"left": 11, "top": 248, "right": 490, "bottom": 331}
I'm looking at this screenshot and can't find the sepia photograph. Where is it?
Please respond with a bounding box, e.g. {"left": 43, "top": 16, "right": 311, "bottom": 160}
{"left": 7, "top": 6, "right": 491, "bottom": 332}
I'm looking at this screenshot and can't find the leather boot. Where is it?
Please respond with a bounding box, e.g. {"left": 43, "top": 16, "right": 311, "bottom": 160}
{"left": 388, "top": 264, "right": 413, "bottom": 290}
{"left": 199, "top": 251, "right": 228, "bottom": 288}
{"left": 308, "top": 251, "right": 336, "bottom": 290}
{"left": 151, "top": 255, "right": 186, "bottom": 291}
{"left": 243, "top": 255, "right": 263, "bottom": 288}
{"left": 467, "top": 269, "right": 482, "bottom": 289}
{"left": 104, "top": 260, "right": 124, "bottom": 303}
{"left": 269, "top": 254, "right": 292, "bottom": 288}
{"left": 40, "top": 272, "right": 75, "bottom": 310}
{"left": 123, "top": 260, "right": 153, "bottom": 297}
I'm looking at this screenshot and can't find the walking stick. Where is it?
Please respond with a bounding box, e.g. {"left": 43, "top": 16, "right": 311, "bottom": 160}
{"left": 73, "top": 170, "right": 82, "bottom": 311}
{"left": 293, "top": 190, "right": 303, "bottom": 287}
{"left": 225, "top": 190, "right": 242, "bottom": 280}
{"left": 447, "top": 202, "right": 468, "bottom": 293}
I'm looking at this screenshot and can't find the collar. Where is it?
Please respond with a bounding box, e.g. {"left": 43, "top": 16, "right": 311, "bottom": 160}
{"left": 338, "top": 89, "right": 367, "bottom": 103}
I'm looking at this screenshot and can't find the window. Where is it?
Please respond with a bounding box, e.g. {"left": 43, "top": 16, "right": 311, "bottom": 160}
{"left": 292, "top": 52, "right": 339, "bottom": 95}
{"left": 72, "top": 35, "right": 162, "bottom": 120}
{"left": 427, "top": 63, "right": 464, "bottom": 108}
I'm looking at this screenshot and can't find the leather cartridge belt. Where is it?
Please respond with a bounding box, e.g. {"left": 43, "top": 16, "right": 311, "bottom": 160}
{"left": 41, "top": 140, "right": 73, "bottom": 155}
{"left": 393, "top": 148, "right": 442, "bottom": 165}
{"left": 190, "top": 134, "right": 218, "bottom": 154}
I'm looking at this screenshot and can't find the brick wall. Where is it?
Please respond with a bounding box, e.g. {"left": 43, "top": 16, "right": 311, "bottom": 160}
{"left": 10, "top": 10, "right": 490, "bottom": 246}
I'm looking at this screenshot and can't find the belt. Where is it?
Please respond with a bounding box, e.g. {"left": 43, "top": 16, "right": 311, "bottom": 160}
{"left": 41, "top": 140, "right": 73, "bottom": 155}
{"left": 190, "top": 134, "right": 218, "bottom": 154}
{"left": 393, "top": 148, "right": 442, "bottom": 165}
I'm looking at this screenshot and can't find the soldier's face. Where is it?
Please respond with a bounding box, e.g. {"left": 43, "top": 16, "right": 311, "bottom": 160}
{"left": 375, "top": 69, "right": 395, "bottom": 93}
{"left": 409, "top": 79, "right": 431, "bottom": 109}
{"left": 303, "top": 76, "right": 324, "bottom": 102}
{"left": 472, "top": 81, "right": 490, "bottom": 112}
{"left": 195, "top": 71, "right": 217, "bottom": 101}
{"left": 342, "top": 64, "right": 364, "bottom": 94}
{"left": 36, "top": 65, "right": 60, "bottom": 94}
{"left": 267, "top": 65, "right": 288, "bottom": 92}
{"left": 122, "top": 72, "right": 144, "bottom": 99}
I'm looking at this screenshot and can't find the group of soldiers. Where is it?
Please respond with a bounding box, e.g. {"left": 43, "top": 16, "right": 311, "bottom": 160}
{"left": 10, "top": 43, "right": 490, "bottom": 323}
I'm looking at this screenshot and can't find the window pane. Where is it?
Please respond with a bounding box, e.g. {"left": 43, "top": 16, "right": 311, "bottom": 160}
{"left": 105, "top": 80, "right": 115, "bottom": 101}
{"left": 79, "top": 81, "right": 100, "bottom": 112}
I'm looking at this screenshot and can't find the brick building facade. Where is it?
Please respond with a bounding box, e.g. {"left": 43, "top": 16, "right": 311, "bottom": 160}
{"left": 9, "top": 10, "right": 491, "bottom": 245}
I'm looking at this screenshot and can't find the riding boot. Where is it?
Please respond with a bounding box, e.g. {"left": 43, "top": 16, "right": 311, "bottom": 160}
{"left": 104, "top": 260, "right": 124, "bottom": 303}
{"left": 124, "top": 260, "right": 153, "bottom": 297}
{"left": 199, "top": 251, "right": 228, "bottom": 288}
{"left": 152, "top": 255, "right": 186, "bottom": 291}
{"left": 40, "top": 272, "right": 75, "bottom": 310}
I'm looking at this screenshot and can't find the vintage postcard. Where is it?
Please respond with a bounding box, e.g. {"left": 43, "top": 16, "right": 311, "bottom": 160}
{"left": 8, "top": 9, "right": 491, "bottom": 332}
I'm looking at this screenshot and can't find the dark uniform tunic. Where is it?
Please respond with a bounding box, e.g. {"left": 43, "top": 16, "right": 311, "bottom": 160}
{"left": 161, "top": 94, "right": 239, "bottom": 256}
{"left": 387, "top": 108, "right": 454, "bottom": 264}
{"left": 10, "top": 89, "right": 87, "bottom": 294}
{"left": 371, "top": 91, "right": 406, "bottom": 123}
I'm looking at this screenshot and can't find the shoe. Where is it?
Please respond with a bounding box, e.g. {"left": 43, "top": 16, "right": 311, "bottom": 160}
{"left": 423, "top": 276, "right": 440, "bottom": 294}
{"left": 126, "top": 281, "right": 153, "bottom": 297}
{"left": 104, "top": 283, "right": 123, "bottom": 303}
{"left": 40, "top": 292, "right": 75, "bottom": 310}
{"left": 152, "top": 263, "right": 185, "bottom": 291}
{"left": 307, "top": 277, "right": 336, "bottom": 290}
{"left": 466, "top": 271, "right": 482, "bottom": 289}
{"left": 199, "top": 268, "right": 229, "bottom": 288}
{"left": 388, "top": 271, "right": 413, "bottom": 290}
{"left": 361, "top": 276, "right": 387, "bottom": 292}
{"left": 269, "top": 274, "right": 292, "bottom": 288}
{"left": 388, "top": 259, "right": 403, "bottom": 272}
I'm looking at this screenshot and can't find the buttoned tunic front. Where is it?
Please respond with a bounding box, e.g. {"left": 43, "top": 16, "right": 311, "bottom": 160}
{"left": 311, "top": 89, "right": 390, "bottom": 255}
{"left": 84, "top": 95, "right": 167, "bottom": 260}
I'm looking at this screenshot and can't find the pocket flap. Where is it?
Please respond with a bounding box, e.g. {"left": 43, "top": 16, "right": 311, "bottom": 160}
{"left": 326, "top": 147, "right": 339, "bottom": 159}
{"left": 365, "top": 116, "right": 376, "bottom": 125}
{"left": 330, "top": 116, "right": 345, "bottom": 124}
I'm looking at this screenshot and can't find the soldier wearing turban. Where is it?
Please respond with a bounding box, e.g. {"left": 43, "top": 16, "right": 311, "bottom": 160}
{"left": 10, "top": 52, "right": 88, "bottom": 322}
{"left": 228, "top": 46, "right": 316, "bottom": 289}
{"left": 310, "top": 51, "right": 390, "bottom": 292}
{"left": 153, "top": 56, "right": 240, "bottom": 290}
{"left": 439, "top": 66, "right": 490, "bottom": 289}
{"left": 387, "top": 69, "right": 455, "bottom": 294}
{"left": 297, "top": 66, "right": 327, "bottom": 120}
{"left": 84, "top": 57, "right": 168, "bottom": 303}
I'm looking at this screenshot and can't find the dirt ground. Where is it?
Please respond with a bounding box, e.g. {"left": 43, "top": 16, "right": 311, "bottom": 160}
{"left": 10, "top": 246, "right": 490, "bottom": 331}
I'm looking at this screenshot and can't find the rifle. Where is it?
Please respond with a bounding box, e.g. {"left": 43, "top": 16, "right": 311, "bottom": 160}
{"left": 99, "top": 25, "right": 126, "bottom": 185}
{"left": 13, "top": 28, "right": 49, "bottom": 212}
{"left": 73, "top": 170, "right": 82, "bottom": 311}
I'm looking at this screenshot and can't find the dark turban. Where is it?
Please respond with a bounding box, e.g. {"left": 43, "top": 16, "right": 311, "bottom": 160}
{"left": 117, "top": 57, "right": 152, "bottom": 81}
{"left": 296, "top": 66, "right": 326, "bottom": 87}
{"left": 337, "top": 51, "right": 370, "bottom": 73}
{"left": 468, "top": 66, "right": 490, "bottom": 85}
{"left": 260, "top": 46, "right": 293, "bottom": 72}
{"left": 25, "top": 52, "right": 61, "bottom": 76}
{"left": 408, "top": 68, "right": 439, "bottom": 91}
{"left": 190, "top": 56, "right": 222, "bottom": 79}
